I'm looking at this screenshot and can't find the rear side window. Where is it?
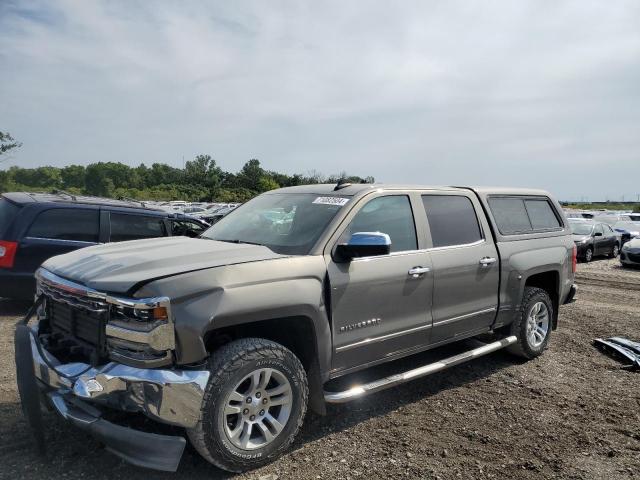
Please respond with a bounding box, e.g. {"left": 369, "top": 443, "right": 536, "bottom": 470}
{"left": 110, "top": 213, "right": 166, "bottom": 242}
{"left": 0, "top": 198, "right": 21, "bottom": 237}
{"left": 28, "top": 208, "right": 99, "bottom": 242}
{"left": 487, "top": 198, "right": 531, "bottom": 234}
{"left": 524, "top": 199, "right": 561, "bottom": 229}
{"left": 422, "top": 195, "right": 482, "bottom": 248}
{"left": 489, "top": 197, "right": 561, "bottom": 234}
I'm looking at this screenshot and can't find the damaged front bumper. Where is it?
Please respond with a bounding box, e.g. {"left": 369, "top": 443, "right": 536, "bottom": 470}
{"left": 16, "top": 324, "right": 210, "bottom": 471}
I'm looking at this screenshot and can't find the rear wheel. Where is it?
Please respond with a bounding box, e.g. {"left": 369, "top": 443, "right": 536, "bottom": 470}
{"left": 507, "top": 287, "right": 553, "bottom": 359}
{"left": 187, "top": 338, "right": 308, "bottom": 472}
{"left": 611, "top": 244, "right": 620, "bottom": 258}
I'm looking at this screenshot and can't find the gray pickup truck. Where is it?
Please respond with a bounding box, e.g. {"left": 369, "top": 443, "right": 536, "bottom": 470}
{"left": 15, "top": 183, "right": 577, "bottom": 472}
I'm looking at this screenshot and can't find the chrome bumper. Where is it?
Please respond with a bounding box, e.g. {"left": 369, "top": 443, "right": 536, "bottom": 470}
{"left": 28, "top": 328, "right": 209, "bottom": 428}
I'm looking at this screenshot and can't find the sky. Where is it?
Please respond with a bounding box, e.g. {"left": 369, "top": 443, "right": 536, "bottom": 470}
{"left": 1, "top": 1, "right": 639, "bottom": 201}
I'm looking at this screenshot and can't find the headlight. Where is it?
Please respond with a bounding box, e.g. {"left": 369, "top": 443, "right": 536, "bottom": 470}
{"left": 105, "top": 296, "right": 175, "bottom": 366}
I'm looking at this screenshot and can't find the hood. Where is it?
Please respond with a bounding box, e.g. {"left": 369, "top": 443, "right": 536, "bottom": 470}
{"left": 41, "top": 236, "right": 285, "bottom": 293}
{"left": 624, "top": 238, "right": 640, "bottom": 251}
{"left": 572, "top": 234, "right": 591, "bottom": 243}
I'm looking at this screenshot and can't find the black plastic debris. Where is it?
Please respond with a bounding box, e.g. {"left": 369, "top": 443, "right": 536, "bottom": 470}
{"left": 593, "top": 337, "right": 640, "bottom": 371}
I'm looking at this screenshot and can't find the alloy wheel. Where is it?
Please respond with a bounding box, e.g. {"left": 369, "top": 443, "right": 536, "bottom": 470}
{"left": 585, "top": 248, "right": 593, "bottom": 262}
{"left": 526, "top": 301, "right": 549, "bottom": 348}
{"left": 223, "top": 368, "right": 293, "bottom": 450}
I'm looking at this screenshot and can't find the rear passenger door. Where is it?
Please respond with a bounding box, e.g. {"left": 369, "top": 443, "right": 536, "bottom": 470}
{"left": 107, "top": 212, "right": 167, "bottom": 242}
{"left": 420, "top": 193, "right": 499, "bottom": 344}
{"left": 18, "top": 207, "right": 100, "bottom": 273}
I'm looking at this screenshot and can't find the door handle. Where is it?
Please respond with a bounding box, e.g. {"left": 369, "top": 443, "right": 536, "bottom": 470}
{"left": 408, "top": 266, "right": 430, "bottom": 278}
{"left": 479, "top": 257, "right": 497, "bottom": 267}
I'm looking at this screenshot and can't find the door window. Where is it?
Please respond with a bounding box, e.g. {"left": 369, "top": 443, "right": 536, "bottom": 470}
{"left": 340, "top": 196, "right": 417, "bottom": 253}
{"left": 27, "top": 208, "right": 99, "bottom": 242}
{"left": 594, "top": 224, "right": 604, "bottom": 236}
{"left": 421, "top": 195, "right": 482, "bottom": 248}
{"left": 110, "top": 213, "right": 166, "bottom": 242}
{"left": 170, "top": 219, "right": 207, "bottom": 238}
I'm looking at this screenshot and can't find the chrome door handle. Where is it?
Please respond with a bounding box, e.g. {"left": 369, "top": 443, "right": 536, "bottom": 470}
{"left": 479, "top": 257, "right": 497, "bottom": 266}
{"left": 408, "top": 266, "right": 430, "bottom": 278}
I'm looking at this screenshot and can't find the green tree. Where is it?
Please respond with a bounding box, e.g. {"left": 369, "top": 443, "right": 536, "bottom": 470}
{"left": 257, "top": 176, "right": 280, "bottom": 192}
{"left": 60, "top": 165, "right": 86, "bottom": 189}
{"left": 0, "top": 131, "right": 22, "bottom": 161}
{"left": 237, "top": 159, "right": 264, "bottom": 191}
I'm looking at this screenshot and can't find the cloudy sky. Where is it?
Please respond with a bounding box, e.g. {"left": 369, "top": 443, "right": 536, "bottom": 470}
{"left": 1, "top": 1, "right": 639, "bottom": 201}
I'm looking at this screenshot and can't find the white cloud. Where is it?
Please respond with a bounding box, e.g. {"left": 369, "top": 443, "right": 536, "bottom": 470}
{"left": 1, "top": 0, "right": 639, "bottom": 199}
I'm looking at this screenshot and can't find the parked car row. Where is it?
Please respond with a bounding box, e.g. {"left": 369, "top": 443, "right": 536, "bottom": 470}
{"left": 0, "top": 192, "right": 210, "bottom": 299}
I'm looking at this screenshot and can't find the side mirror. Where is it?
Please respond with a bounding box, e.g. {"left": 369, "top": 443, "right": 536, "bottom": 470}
{"left": 335, "top": 232, "right": 391, "bottom": 261}
{"left": 594, "top": 232, "right": 603, "bottom": 237}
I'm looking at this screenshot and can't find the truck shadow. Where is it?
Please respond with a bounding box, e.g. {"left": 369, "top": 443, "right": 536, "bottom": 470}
{"left": 298, "top": 338, "right": 516, "bottom": 445}
{"left": 1, "top": 298, "right": 516, "bottom": 478}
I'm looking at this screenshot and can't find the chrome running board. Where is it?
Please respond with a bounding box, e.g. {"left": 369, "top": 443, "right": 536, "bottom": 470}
{"left": 324, "top": 335, "right": 517, "bottom": 403}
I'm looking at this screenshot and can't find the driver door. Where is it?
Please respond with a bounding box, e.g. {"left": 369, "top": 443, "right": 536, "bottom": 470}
{"left": 593, "top": 223, "right": 607, "bottom": 255}
{"left": 325, "top": 193, "right": 434, "bottom": 374}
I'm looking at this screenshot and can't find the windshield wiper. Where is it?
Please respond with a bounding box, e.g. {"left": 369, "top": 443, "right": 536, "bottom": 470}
{"left": 215, "top": 239, "right": 265, "bottom": 246}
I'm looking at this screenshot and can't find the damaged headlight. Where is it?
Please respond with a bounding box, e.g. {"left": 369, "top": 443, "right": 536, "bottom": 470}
{"left": 105, "top": 297, "right": 175, "bottom": 366}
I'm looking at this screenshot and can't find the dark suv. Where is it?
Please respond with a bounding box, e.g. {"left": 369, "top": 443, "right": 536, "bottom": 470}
{"left": 0, "top": 192, "right": 208, "bottom": 299}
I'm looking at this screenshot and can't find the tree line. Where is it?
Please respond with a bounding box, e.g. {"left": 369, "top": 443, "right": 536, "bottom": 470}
{"left": 0, "top": 155, "right": 375, "bottom": 202}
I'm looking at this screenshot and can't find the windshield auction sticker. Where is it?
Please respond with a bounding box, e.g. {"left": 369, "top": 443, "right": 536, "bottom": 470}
{"left": 312, "top": 197, "right": 350, "bottom": 206}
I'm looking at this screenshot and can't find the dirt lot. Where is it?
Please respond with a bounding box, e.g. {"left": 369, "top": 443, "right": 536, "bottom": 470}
{"left": 1, "top": 259, "right": 639, "bottom": 480}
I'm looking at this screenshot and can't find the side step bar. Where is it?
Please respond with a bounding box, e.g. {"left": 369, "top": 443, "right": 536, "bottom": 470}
{"left": 324, "top": 335, "right": 517, "bottom": 403}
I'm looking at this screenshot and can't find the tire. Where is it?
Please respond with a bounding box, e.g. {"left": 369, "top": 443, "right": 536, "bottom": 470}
{"left": 611, "top": 244, "right": 620, "bottom": 258}
{"left": 506, "top": 287, "right": 553, "bottom": 359}
{"left": 584, "top": 247, "right": 593, "bottom": 262}
{"left": 14, "top": 325, "right": 46, "bottom": 454}
{"left": 187, "top": 338, "right": 308, "bottom": 472}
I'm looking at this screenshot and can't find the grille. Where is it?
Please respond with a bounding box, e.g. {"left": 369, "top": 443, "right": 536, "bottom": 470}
{"left": 48, "top": 301, "right": 106, "bottom": 347}
{"left": 39, "top": 279, "right": 109, "bottom": 357}
{"left": 627, "top": 252, "right": 640, "bottom": 263}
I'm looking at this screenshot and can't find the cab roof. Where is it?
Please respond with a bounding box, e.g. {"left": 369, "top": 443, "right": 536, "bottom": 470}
{"left": 270, "top": 184, "right": 553, "bottom": 198}
{"left": 2, "top": 192, "right": 165, "bottom": 212}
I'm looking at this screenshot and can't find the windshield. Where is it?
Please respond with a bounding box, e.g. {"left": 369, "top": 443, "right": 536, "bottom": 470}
{"left": 201, "top": 193, "right": 350, "bottom": 254}
{"left": 614, "top": 221, "right": 640, "bottom": 230}
{"left": 570, "top": 223, "right": 594, "bottom": 235}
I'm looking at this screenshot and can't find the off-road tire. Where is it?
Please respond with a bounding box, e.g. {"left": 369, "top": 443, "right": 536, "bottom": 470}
{"left": 506, "top": 287, "right": 553, "bottom": 359}
{"left": 187, "top": 338, "right": 308, "bottom": 472}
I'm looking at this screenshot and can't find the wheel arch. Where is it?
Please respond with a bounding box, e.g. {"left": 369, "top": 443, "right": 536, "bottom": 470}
{"left": 203, "top": 315, "right": 330, "bottom": 415}
{"left": 523, "top": 271, "right": 559, "bottom": 329}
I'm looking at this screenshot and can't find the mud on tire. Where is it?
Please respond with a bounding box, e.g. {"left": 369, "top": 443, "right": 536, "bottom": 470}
{"left": 187, "top": 338, "right": 308, "bottom": 472}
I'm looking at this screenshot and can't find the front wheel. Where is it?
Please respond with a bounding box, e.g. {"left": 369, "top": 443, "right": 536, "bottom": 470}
{"left": 584, "top": 247, "right": 593, "bottom": 262}
{"left": 507, "top": 287, "right": 553, "bottom": 359}
{"left": 187, "top": 338, "right": 308, "bottom": 472}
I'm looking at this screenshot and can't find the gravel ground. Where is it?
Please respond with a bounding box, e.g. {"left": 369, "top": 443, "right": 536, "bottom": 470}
{"left": 1, "top": 258, "right": 639, "bottom": 480}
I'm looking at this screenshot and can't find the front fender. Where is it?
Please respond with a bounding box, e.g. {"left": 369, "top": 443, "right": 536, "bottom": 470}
{"left": 135, "top": 256, "right": 332, "bottom": 375}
